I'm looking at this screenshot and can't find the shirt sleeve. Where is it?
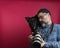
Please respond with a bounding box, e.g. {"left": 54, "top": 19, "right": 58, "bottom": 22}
{"left": 43, "top": 41, "right": 60, "bottom": 48}
{"left": 43, "top": 25, "right": 60, "bottom": 48}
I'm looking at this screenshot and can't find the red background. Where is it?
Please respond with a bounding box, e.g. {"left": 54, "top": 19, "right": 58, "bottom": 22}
{"left": 0, "top": 0, "right": 60, "bottom": 48}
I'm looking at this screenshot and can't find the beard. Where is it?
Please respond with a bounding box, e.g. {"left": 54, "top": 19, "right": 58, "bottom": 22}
{"left": 39, "top": 21, "right": 48, "bottom": 28}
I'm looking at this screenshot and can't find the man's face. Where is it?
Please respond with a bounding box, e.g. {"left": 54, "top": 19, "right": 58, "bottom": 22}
{"left": 38, "top": 12, "right": 51, "bottom": 28}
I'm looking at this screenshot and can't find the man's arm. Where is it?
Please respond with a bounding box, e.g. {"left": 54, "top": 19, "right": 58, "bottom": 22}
{"left": 43, "top": 26, "right": 60, "bottom": 48}
{"left": 43, "top": 41, "right": 60, "bottom": 48}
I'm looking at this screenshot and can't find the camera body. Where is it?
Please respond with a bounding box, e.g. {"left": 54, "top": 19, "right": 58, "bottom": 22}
{"left": 25, "top": 15, "right": 43, "bottom": 48}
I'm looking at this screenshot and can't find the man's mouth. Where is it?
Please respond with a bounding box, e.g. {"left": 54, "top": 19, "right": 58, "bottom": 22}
{"left": 40, "top": 21, "right": 48, "bottom": 28}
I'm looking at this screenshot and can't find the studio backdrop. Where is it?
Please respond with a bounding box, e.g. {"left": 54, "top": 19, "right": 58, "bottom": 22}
{"left": 0, "top": 0, "right": 60, "bottom": 48}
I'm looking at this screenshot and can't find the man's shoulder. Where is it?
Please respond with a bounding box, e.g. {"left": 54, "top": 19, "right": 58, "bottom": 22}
{"left": 54, "top": 23, "right": 60, "bottom": 26}
{"left": 54, "top": 23, "right": 60, "bottom": 34}
{"left": 54, "top": 23, "right": 60, "bottom": 29}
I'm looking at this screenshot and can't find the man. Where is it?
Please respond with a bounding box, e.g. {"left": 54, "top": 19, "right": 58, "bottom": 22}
{"left": 28, "top": 8, "right": 60, "bottom": 48}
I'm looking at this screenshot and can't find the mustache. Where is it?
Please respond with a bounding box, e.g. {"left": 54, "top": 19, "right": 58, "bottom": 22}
{"left": 39, "top": 21, "right": 47, "bottom": 24}
{"left": 39, "top": 21, "right": 48, "bottom": 28}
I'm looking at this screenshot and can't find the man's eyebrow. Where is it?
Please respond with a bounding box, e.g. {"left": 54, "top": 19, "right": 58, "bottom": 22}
{"left": 38, "top": 16, "right": 44, "bottom": 18}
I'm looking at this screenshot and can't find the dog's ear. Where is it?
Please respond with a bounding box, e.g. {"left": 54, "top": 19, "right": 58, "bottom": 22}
{"left": 25, "top": 16, "right": 35, "bottom": 31}
{"left": 25, "top": 16, "right": 38, "bottom": 31}
{"left": 25, "top": 17, "right": 30, "bottom": 22}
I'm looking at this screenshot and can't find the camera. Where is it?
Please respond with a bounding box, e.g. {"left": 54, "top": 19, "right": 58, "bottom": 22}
{"left": 25, "top": 15, "right": 43, "bottom": 48}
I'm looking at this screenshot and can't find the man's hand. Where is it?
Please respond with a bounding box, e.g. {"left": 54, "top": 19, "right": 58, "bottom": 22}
{"left": 40, "top": 40, "right": 45, "bottom": 48}
{"left": 28, "top": 33, "right": 46, "bottom": 48}
{"left": 28, "top": 34, "right": 34, "bottom": 43}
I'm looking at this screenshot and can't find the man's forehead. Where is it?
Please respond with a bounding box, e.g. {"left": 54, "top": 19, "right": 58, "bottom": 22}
{"left": 38, "top": 12, "right": 49, "bottom": 17}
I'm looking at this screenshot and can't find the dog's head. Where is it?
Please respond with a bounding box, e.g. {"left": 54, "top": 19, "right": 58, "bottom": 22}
{"left": 25, "top": 16, "right": 39, "bottom": 32}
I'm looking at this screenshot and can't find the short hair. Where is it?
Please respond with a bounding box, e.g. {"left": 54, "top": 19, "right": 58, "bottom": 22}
{"left": 37, "top": 8, "right": 51, "bottom": 15}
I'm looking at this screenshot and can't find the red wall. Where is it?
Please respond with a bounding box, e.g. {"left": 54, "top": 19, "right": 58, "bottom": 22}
{"left": 0, "top": 1, "right": 60, "bottom": 48}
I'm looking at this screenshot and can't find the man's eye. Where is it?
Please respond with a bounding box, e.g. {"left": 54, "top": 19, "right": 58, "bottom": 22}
{"left": 38, "top": 16, "right": 42, "bottom": 18}
{"left": 38, "top": 17, "right": 41, "bottom": 19}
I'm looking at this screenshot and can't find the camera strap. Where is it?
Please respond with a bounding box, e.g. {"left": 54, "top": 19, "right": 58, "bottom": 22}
{"left": 50, "top": 22, "right": 54, "bottom": 34}
{"left": 46, "top": 22, "right": 54, "bottom": 41}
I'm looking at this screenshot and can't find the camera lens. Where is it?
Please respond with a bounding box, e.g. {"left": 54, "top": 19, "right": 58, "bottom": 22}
{"left": 32, "top": 34, "right": 42, "bottom": 48}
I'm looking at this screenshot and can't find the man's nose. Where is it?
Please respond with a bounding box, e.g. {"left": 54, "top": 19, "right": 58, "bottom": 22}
{"left": 39, "top": 19, "right": 44, "bottom": 22}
